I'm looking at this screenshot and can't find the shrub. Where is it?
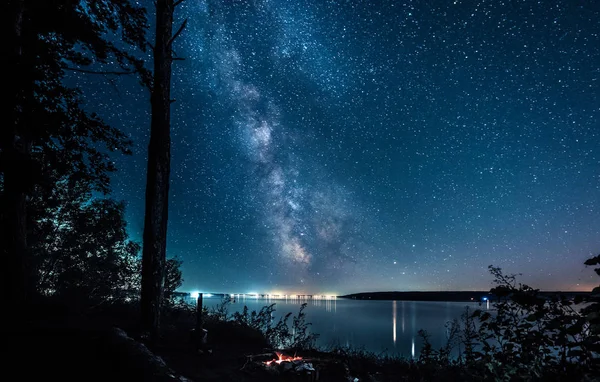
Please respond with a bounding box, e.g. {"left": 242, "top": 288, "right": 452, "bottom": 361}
{"left": 209, "top": 296, "right": 231, "bottom": 321}
{"left": 413, "top": 258, "right": 600, "bottom": 381}
{"left": 228, "top": 302, "right": 317, "bottom": 350}
{"left": 290, "top": 303, "right": 319, "bottom": 349}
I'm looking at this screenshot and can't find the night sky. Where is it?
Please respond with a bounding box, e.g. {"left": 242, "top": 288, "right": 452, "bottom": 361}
{"left": 80, "top": 0, "right": 599, "bottom": 294}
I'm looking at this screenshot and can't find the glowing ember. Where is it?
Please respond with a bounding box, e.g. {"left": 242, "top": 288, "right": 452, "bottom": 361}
{"left": 264, "top": 352, "right": 303, "bottom": 366}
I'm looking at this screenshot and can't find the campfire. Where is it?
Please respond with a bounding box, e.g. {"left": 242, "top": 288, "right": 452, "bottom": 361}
{"left": 247, "top": 352, "right": 317, "bottom": 380}
{"left": 244, "top": 351, "right": 360, "bottom": 382}
{"left": 264, "top": 352, "right": 303, "bottom": 366}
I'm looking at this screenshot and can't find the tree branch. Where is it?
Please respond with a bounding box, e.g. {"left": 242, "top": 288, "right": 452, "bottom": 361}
{"left": 174, "top": 0, "right": 185, "bottom": 7}
{"left": 168, "top": 19, "right": 188, "bottom": 48}
{"left": 63, "top": 66, "right": 135, "bottom": 76}
{"left": 106, "top": 76, "right": 123, "bottom": 97}
{"left": 172, "top": 49, "right": 186, "bottom": 61}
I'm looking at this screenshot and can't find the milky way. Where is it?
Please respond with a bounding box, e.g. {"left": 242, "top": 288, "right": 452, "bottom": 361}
{"left": 81, "top": 0, "right": 600, "bottom": 294}
{"left": 199, "top": 3, "right": 364, "bottom": 289}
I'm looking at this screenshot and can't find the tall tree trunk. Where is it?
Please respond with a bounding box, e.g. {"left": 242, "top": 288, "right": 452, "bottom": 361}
{"left": 140, "top": 0, "right": 175, "bottom": 341}
{"left": 2, "top": 0, "right": 32, "bottom": 319}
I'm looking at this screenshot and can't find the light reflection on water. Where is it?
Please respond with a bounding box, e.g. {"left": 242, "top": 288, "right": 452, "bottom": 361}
{"left": 392, "top": 300, "right": 396, "bottom": 346}
{"left": 202, "top": 297, "right": 488, "bottom": 358}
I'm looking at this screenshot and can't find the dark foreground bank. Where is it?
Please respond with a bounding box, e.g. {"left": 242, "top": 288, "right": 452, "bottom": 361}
{"left": 4, "top": 283, "right": 599, "bottom": 382}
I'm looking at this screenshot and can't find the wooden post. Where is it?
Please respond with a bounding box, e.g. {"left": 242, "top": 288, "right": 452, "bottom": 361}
{"left": 196, "top": 293, "right": 203, "bottom": 332}
{"left": 194, "top": 293, "right": 208, "bottom": 350}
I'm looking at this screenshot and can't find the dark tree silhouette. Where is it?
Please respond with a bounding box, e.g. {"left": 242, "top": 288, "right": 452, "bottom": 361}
{"left": 32, "top": 182, "right": 141, "bottom": 307}
{"left": 1, "top": 0, "right": 147, "bottom": 316}
{"left": 583, "top": 254, "right": 600, "bottom": 335}
{"left": 141, "top": 0, "right": 187, "bottom": 340}
{"left": 29, "top": 172, "right": 184, "bottom": 310}
{"left": 3, "top": 0, "right": 32, "bottom": 315}
{"left": 164, "top": 258, "right": 184, "bottom": 303}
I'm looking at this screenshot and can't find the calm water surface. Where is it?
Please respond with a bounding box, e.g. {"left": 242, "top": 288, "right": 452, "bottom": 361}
{"left": 203, "top": 297, "right": 491, "bottom": 358}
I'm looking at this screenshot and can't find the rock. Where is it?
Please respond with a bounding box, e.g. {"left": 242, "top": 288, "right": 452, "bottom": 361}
{"left": 296, "top": 362, "right": 316, "bottom": 372}
{"left": 281, "top": 361, "right": 294, "bottom": 373}
{"left": 105, "top": 327, "right": 188, "bottom": 381}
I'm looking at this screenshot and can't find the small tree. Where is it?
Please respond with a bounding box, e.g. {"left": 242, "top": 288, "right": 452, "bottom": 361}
{"left": 461, "top": 262, "right": 600, "bottom": 380}
{"left": 583, "top": 255, "right": 600, "bottom": 335}
{"left": 34, "top": 193, "right": 141, "bottom": 308}
{"left": 412, "top": 256, "right": 600, "bottom": 380}
{"left": 164, "top": 257, "right": 183, "bottom": 303}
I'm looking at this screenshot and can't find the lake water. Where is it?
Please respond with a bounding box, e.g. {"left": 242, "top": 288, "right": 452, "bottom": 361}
{"left": 202, "top": 296, "right": 491, "bottom": 358}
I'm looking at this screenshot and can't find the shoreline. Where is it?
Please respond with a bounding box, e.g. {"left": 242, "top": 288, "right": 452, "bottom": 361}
{"left": 338, "top": 290, "right": 590, "bottom": 302}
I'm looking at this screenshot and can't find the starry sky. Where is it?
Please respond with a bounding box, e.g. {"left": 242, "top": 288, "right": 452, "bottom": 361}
{"left": 81, "top": 0, "right": 599, "bottom": 294}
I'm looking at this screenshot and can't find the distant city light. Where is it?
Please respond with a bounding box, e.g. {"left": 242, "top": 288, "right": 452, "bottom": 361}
{"left": 187, "top": 292, "right": 337, "bottom": 300}
{"left": 483, "top": 297, "right": 488, "bottom": 301}
{"left": 190, "top": 291, "right": 213, "bottom": 298}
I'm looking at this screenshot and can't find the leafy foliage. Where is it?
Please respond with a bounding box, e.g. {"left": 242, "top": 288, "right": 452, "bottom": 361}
{"left": 418, "top": 319, "right": 461, "bottom": 366}
{"left": 1, "top": 0, "right": 150, "bottom": 306}
{"left": 226, "top": 302, "right": 318, "bottom": 350}
{"left": 412, "top": 258, "right": 600, "bottom": 381}
{"left": 232, "top": 303, "right": 291, "bottom": 347}
{"left": 290, "top": 303, "right": 319, "bottom": 349}
{"left": 209, "top": 296, "right": 233, "bottom": 321}
{"left": 32, "top": 180, "right": 140, "bottom": 307}
{"left": 164, "top": 258, "right": 184, "bottom": 303}
{"left": 30, "top": 177, "right": 184, "bottom": 309}
{"left": 583, "top": 255, "right": 600, "bottom": 336}
{"left": 3, "top": 0, "right": 149, "bottom": 194}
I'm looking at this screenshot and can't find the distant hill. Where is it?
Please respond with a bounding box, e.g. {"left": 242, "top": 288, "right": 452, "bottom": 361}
{"left": 339, "top": 291, "right": 590, "bottom": 302}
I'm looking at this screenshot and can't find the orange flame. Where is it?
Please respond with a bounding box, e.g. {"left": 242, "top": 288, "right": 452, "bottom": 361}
{"left": 264, "top": 352, "right": 303, "bottom": 366}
